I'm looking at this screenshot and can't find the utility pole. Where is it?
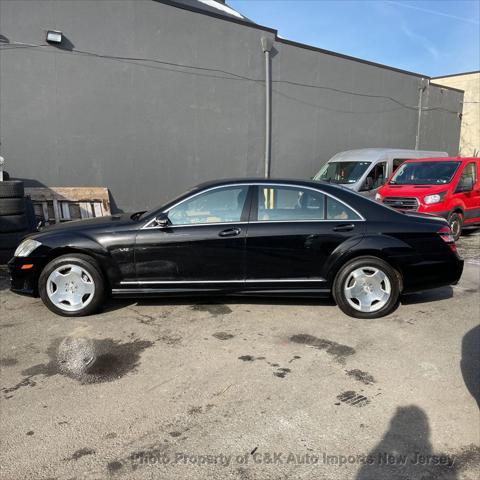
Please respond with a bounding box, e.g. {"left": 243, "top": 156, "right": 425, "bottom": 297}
{"left": 415, "top": 78, "right": 428, "bottom": 150}
{"left": 261, "top": 37, "right": 273, "bottom": 178}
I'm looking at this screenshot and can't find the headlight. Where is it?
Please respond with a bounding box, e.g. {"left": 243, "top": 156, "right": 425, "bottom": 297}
{"left": 375, "top": 193, "right": 382, "bottom": 201}
{"left": 424, "top": 192, "right": 446, "bottom": 205}
{"left": 14, "top": 239, "right": 42, "bottom": 257}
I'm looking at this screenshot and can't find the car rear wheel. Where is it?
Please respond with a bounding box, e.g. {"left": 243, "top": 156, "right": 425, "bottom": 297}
{"left": 333, "top": 256, "right": 401, "bottom": 319}
{"left": 448, "top": 212, "right": 463, "bottom": 241}
{"left": 39, "top": 254, "right": 105, "bottom": 317}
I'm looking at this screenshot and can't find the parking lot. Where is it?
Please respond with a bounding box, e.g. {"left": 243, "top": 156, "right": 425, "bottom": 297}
{"left": 0, "top": 236, "right": 479, "bottom": 480}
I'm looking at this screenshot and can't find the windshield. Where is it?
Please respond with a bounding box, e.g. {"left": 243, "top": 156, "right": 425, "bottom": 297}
{"left": 389, "top": 161, "right": 460, "bottom": 185}
{"left": 314, "top": 161, "right": 371, "bottom": 184}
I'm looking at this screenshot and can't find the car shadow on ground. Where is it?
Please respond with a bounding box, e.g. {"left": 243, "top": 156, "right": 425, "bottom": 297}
{"left": 400, "top": 286, "right": 453, "bottom": 305}
{"left": 461, "top": 324, "right": 480, "bottom": 408}
{"left": 0, "top": 267, "right": 10, "bottom": 292}
{"left": 102, "top": 295, "right": 337, "bottom": 314}
{"left": 101, "top": 285, "right": 454, "bottom": 315}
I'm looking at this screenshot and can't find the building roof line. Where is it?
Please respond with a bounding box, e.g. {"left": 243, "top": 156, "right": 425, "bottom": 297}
{"left": 154, "top": 0, "right": 467, "bottom": 90}
{"left": 432, "top": 70, "right": 480, "bottom": 80}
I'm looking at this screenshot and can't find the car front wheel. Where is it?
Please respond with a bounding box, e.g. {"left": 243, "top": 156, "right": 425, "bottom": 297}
{"left": 448, "top": 212, "right": 463, "bottom": 241}
{"left": 333, "top": 256, "right": 401, "bottom": 319}
{"left": 39, "top": 254, "right": 105, "bottom": 317}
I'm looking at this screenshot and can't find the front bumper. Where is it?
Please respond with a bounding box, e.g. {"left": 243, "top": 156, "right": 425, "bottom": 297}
{"left": 8, "top": 257, "right": 43, "bottom": 296}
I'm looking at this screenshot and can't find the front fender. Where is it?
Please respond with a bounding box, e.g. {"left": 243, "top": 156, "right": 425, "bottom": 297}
{"left": 28, "top": 232, "right": 121, "bottom": 290}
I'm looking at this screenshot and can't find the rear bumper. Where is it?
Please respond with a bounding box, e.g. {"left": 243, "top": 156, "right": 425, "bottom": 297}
{"left": 401, "top": 255, "right": 464, "bottom": 292}
{"left": 7, "top": 257, "right": 42, "bottom": 296}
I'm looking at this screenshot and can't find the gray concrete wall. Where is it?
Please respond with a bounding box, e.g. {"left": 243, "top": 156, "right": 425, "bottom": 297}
{"left": 419, "top": 83, "right": 464, "bottom": 154}
{"left": 0, "top": 0, "right": 463, "bottom": 211}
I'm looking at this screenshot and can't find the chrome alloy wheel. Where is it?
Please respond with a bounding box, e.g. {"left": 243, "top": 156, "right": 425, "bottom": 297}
{"left": 46, "top": 264, "right": 95, "bottom": 312}
{"left": 344, "top": 266, "right": 391, "bottom": 313}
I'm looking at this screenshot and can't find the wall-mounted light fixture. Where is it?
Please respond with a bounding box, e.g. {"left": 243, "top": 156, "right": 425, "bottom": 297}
{"left": 46, "top": 30, "right": 62, "bottom": 44}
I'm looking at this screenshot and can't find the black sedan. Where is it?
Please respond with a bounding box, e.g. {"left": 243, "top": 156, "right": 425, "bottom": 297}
{"left": 8, "top": 179, "right": 463, "bottom": 318}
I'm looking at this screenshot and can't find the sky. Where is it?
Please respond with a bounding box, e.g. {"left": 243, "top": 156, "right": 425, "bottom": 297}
{"left": 228, "top": 0, "right": 480, "bottom": 77}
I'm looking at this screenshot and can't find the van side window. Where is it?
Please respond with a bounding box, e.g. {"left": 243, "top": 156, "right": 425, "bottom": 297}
{"left": 392, "top": 158, "right": 405, "bottom": 173}
{"left": 363, "top": 162, "right": 387, "bottom": 190}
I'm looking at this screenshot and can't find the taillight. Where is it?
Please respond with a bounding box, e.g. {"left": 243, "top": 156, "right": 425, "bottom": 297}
{"left": 438, "top": 226, "right": 457, "bottom": 252}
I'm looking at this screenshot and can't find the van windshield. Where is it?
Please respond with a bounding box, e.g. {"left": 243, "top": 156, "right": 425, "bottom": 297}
{"left": 314, "top": 161, "right": 371, "bottom": 184}
{"left": 389, "top": 161, "right": 460, "bottom": 185}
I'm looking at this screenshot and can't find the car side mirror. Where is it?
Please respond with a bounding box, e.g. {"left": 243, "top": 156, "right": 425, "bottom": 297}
{"left": 154, "top": 213, "right": 170, "bottom": 228}
{"left": 456, "top": 177, "right": 474, "bottom": 193}
{"left": 361, "top": 176, "right": 374, "bottom": 191}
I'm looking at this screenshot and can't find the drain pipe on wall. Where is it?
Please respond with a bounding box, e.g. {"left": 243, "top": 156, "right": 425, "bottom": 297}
{"left": 261, "top": 37, "right": 273, "bottom": 178}
{"left": 415, "top": 78, "right": 429, "bottom": 150}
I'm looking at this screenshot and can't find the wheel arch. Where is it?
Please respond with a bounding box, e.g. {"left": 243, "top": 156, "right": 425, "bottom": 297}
{"left": 324, "top": 235, "right": 412, "bottom": 291}
{"left": 449, "top": 206, "right": 465, "bottom": 218}
{"left": 329, "top": 249, "right": 404, "bottom": 292}
{"left": 35, "top": 247, "right": 112, "bottom": 294}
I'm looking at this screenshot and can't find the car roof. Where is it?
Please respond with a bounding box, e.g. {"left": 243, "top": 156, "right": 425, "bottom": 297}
{"left": 193, "top": 177, "right": 331, "bottom": 190}
{"left": 401, "top": 157, "right": 478, "bottom": 163}
{"left": 327, "top": 148, "right": 447, "bottom": 162}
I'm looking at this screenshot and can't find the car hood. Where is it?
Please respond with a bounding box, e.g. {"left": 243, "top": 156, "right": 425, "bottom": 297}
{"left": 32, "top": 213, "right": 136, "bottom": 237}
{"left": 379, "top": 184, "right": 449, "bottom": 197}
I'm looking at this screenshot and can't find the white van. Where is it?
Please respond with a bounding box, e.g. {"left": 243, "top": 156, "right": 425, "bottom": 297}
{"left": 312, "top": 148, "right": 448, "bottom": 197}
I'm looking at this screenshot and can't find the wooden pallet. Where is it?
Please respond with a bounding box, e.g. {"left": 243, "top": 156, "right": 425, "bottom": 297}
{"left": 25, "top": 187, "right": 111, "bottom": 225}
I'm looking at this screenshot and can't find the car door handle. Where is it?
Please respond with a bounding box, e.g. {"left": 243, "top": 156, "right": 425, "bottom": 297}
{"left": 333, "top": 223, "right": 355, "bottom": 232}
{"left": 219, "top": 227, "right": 241, "bottom": 237}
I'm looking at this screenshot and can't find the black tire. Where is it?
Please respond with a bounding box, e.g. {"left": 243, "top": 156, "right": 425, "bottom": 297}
{"left": 0, "top": 198, "right": 25, "bottom": 215}
{"left": 448, "top": 212, "right": 463, "bottom": 241}
{"left": 333, "top": 256, "right": 401, "bottom": 319}
{"left": 0, "top": 230, "right": 29, "bottom": 249}
{"left": 0, "top": 180, "right": 24, "bottom": 198}
{"left": 39, "top": 254, "right": 106, "bottom": 317}
{"left": 0, "top": 214, "right": 28, "bottom": 233}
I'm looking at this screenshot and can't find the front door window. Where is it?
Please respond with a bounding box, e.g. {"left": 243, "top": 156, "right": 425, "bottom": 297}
{"left": 168, "top": 186, "right": 248, "bottom": 225}
{"left": 458, "top": 163, "right": 476, "bottom": 187}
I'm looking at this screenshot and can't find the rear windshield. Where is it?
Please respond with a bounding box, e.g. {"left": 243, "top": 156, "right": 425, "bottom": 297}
{"left": 314, "top": 161, "right": 371, "bottom": 184}
{"left": 389, "top": 161, "right": 460, "bottom": 185}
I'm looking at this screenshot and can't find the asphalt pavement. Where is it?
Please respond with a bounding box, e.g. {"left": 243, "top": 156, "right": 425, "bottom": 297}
{"left": 0, "top": 236, "right": 479, "bottom": 480}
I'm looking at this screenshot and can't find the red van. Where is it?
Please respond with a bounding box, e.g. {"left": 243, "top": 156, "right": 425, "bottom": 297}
{"left": 376, "top": 157, "right": 480, "bottom": 239}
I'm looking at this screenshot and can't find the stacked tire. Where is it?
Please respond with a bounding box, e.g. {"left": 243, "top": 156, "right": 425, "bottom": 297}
{"left": 0, "top": 180, "right": 27, "bottom": 264}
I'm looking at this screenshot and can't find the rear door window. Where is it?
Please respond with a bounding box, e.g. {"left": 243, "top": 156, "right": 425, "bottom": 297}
{"left": 257, "top": 186, "right": 325, "bottom": 221}
{"left": 326, "top": 196, "right": 362, "bottom": 220}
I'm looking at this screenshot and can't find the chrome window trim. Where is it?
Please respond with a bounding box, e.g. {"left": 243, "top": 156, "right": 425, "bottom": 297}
{"left": 142, "top": 182, "right": 365, "bottom": 229}
{"left": 120, "top": 278, "right": 326, "bottom": 285}
{"left": 144, "top": 221, "right": 249, "bottom": 229}
{"left": 249, "top": 219, "right": 364, "bottom": 224}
